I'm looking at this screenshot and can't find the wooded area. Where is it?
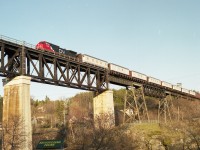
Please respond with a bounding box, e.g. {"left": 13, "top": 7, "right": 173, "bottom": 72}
{"left": 0, "top": 89, "right": 200, "bottom": 149}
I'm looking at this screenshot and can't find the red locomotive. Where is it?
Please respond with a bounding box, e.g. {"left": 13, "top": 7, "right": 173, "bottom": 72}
{"left": 36, "top": 41, "right": 77, "bottom": 57}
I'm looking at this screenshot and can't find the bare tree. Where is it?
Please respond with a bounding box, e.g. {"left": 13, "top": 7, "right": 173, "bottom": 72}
{"left": 181, "top": 120, "right": 200, "bottom": 150}
{"left": 2, "top": 115, "right": 31, "bottom": 150}
{"left": 66, "top": 113, "right": 140, "bottom": 150}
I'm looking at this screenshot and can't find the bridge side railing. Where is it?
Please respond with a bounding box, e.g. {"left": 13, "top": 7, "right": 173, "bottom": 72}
{"left": 0, "top": 35, "right": 35, "bottom": 49}
{"left": 0, "top": 35, "right": 98, "bottom": 66}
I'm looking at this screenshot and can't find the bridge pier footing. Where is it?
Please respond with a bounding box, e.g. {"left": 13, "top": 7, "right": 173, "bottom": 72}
{"left": 93, "top": 90, "right": 115, "bottom": 128}
{"left": 3, "top": 76, "right": 32, "bottom": 150}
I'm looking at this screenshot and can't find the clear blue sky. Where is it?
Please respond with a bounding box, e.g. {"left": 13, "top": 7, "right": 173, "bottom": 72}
{"left": 0, "top": 0, "right": 200, "bottom": 100}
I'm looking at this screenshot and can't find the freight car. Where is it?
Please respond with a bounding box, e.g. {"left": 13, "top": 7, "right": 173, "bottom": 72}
{"left": 130, "top": 70, "right": 147, "bottom": 81}
{"left": 162, "top": 81, "right": 172, "bottom": 89}
{"left": 182, "top": 88, "right": 189, "bottom": 94}
{"left": 172, "top": 85, "right": 182, "bottom": 92}
{"left": 77, "top": 54, "right": 108, "bottom": 69}
{"left": 148, "top": 77, "right": 161, "bottom": 85}
{"left": 189, "top": 90, "right": 196, "bottom": 96}
{"left": 108, "top": 63, "right": 130, "bottom": 75}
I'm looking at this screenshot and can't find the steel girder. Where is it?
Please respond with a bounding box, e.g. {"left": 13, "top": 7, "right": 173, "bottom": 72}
{"left": 0, "top": 39, "right": 108, "bottom": 92}
{"left": 123, "top": 85, "right": 149, "bottom": 123}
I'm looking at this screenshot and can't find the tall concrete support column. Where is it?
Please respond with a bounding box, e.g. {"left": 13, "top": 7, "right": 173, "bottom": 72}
{"left": 93, "top": 90, "right": 115, "bottom": 128}
{"left": 3, "top": 76, "right": 32, "bottom": 150}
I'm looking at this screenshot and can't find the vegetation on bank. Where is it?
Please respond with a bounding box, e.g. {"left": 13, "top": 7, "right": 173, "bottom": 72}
{"left": 0, "top": 89, "right": 200, "bottom": 149}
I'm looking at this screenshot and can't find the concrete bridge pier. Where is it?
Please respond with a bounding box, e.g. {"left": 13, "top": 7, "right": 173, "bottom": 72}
{"left": 93, "top": 90, "right": 115, "bottom": 128}
{"left": 3, "top": 76, "right": 32, "bottom": 150}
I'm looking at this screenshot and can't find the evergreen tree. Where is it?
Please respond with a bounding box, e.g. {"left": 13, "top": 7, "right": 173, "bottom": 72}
{"left": 45, "top": 95, "right": 50, "bottom": 103}
{"left": 56, "top": 101, "right": 65, "bottom": 126}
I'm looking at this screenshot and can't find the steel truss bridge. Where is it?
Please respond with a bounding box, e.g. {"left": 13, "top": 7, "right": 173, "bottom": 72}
{"left": 0, "top": 35, "right": 199, "bottom": 123}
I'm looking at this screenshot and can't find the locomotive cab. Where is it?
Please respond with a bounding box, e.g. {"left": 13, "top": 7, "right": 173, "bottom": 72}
{"left": 35, "top": 41, "right": 55, "bottom": 52}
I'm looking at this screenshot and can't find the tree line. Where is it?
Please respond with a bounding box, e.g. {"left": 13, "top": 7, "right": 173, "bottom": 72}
{"left": 1, "top": 89, "right": 200, "bottom": 149}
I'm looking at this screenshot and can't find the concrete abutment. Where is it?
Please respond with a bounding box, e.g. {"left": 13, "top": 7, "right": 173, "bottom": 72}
{"left": 93, "top": 90, "right": 115, "bottom": 128}
{"left": 3, "top": 76, "right": 32, "bottom": 150}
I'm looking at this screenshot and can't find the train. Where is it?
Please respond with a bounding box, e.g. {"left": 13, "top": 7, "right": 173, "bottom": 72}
{"left": 36, "top": 41, "right": 77, "bottom": 57}
{"left": 36, "top": 41, "right": 198, "bottom": 97}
